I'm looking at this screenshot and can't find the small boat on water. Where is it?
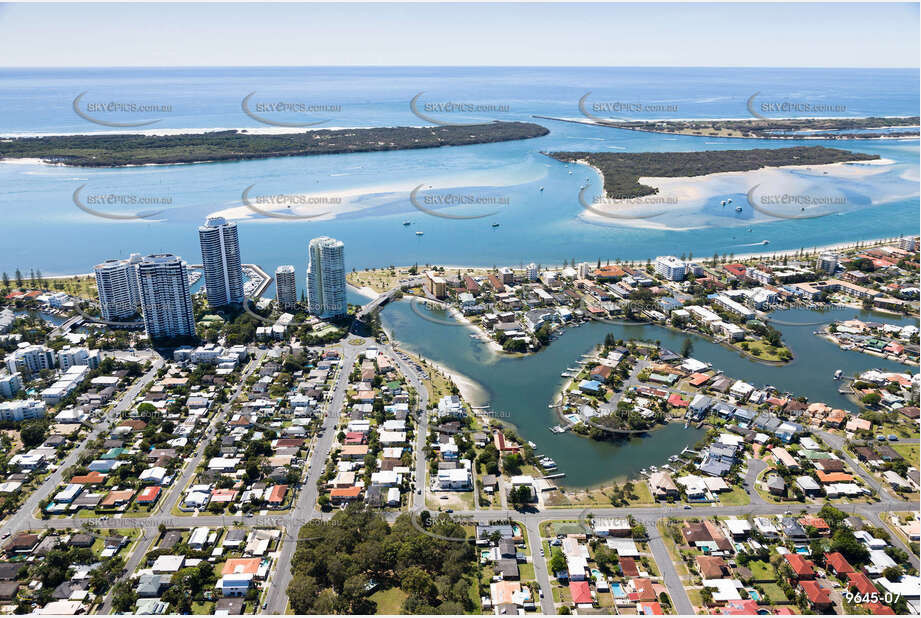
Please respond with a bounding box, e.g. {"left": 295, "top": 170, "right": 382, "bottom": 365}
{"left": 415, "top": 231, "right": 424, "bottom": 236}
{"left": 539, "top": 186, "right": 544, "bottom": 192}
{"left": 727, "top": 198, "right": 733, "bottom": 204}
{"left": 720, "top": 200, "right": 726, "bottom": 206}
{"left": 492, "top": 222, "right": 500, "bottom": 228}
{"left": 403, "top": 221, "right": 412, "bottom": 226}
{"left": 735, "top": 206, "right": 743, "bottom": 212}
{"left": 834, "top": 369, "right": 843, "bottom": 380}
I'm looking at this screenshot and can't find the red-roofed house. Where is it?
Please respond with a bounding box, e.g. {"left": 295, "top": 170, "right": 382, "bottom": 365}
{"left": 865, "top": 602, "right": 896, "bottom": 615}
{"left": 846, "top": 572, "right": 878, "bottom": 596}
{"left": 824, "top": 552, "right": 854, "bottom": 576}
{"left": 720, "top": 600, "right": 760, "bottom": 615}
{"left": 569, "top": 581, "right": 593, "bottom": 606}
{"left": 267, "top": 484, "right": 288, "bottom": 505}
{"left": 688, "top": 373, "right": 711, "bottom": 387}
{"left": 137, "top": 486, "right": 162, "bottom": 504}
{"left": 667, "top": 393, "right": 689, "bottom": 408}
{"left": 70, "top": 471, "right": 107, "bottom": 485}
{"left": 798, "top": 516, "right": 831, "bottom": 535}
{"left": 723, "top": 264, "right": 747, "bottom": 279}
{"left": 638, "top": 601, "right": 665, "bottom": 615}
{"left": 330, "top": 486, "right": 362, "bottom": 503}
{"left": 628, "top": 578, "right": 656, "bottom": 602}
{"left": 799, "top": 581, "right": 833, "bottom": 611}
{"left": 785, "top": 554, "right": 815, "bottom": 579}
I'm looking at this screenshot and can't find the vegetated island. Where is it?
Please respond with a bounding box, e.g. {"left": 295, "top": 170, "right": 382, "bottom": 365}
{"left": 534, "top": 114, "right": 920, "bottom": 139}
{"left": 547, "top": 145, "right": 880, "bottom": 199}
{"left": 0, "top": 122, "right": 550, "bottom": 167}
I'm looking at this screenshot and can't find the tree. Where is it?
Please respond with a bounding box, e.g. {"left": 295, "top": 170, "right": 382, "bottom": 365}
{"left": 548, "top": 549, "right": 566, "bottom": 574}
{"left": 287, "top": 575, "right": 319, "bottom": 614}
{"left": 111, "top": 581, "right": 137, "bottom": 613}
{"left": 861, "top": 392, "right": 881, "bottom": 407}
{"left": 20, "top": 421, "right": 47, "bottom": 447}
{"left": 681, "top": 338, "right": 694, "bottom": 358}
{"left": 830, "top": 528, "right": 869, "bottom": 565}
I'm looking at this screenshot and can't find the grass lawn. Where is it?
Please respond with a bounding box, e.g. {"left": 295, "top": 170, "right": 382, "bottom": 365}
{"left": 893, "top": 443, "right": 920, "bottom": 464}
{"left": 191, "top": 601, "right": 215, "bottom": 615}
{"left": 370, "top": 587, "right": 407, "bottom": 614}
{"left": 656, "top": 521, "right": 689, "bottom": 578}
{"left": 759, "top": 582, "right": 790, "bottom": 604}
{"left": 718, "top": 486, "right": 751, "bottom": 506}
{"left": 519, "top": 562, "right": 536, "bottom": 581}
{"left": 748, "top": 560, "right": 776, "bottom": 582}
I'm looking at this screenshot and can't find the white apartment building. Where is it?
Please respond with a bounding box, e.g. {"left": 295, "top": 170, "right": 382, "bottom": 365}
{"left": 0, "top": 373, "right": 23, "bottom": 399}
{"left": 5, "top": 344, "right": 55, "bottom": 375}
{"left": 713, "top": 294, "right": 756, "bottom": 320}
{"left": 655, "top": 255, "right": 687, "bottom": 281}
{"left": 199, "top": 216, "right": 244, "bottom": 307}
{"left": 0, "top": 399, "right": 46, "bottom": 422}
{"left": 93, "top": 253, "right": 141, "bottom": 321}
{"left": 94, "top": 254, "right": 142, "bottom": 321}
{"left": 57, "top": 346, "right": 100, "bottom": 371}
{"left": 306, "top": 237, "right": 346, "bottom": 319}
{"left": 816, "top": 253, "right": 838, "bottom": 275}
{"left": 136, "top": 254, "right": 197, "bottom": 339}
{"left": 275, "top": 265, "right": 297, "bottom": 310}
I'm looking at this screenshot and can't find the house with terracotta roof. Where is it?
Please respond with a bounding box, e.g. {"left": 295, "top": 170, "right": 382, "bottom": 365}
{"left": 816, "top": 470, "right": 854, "bottom": 484}
{"left": 628, "top": 578, "right": 657, "bottom": 602}
{"left": 824, "top": 552, "right": 853, "bottom": 576}
{"left": 267, "top": 484, "right": 288, "bottom": 506}
{"left": 846, "top": 571, "right": 878, "bottom": 596}
{"left": 136, "top": 486, "right": 161, "bottom": 505}
{"left": 798, "top": 516, "right": 831, "bottom": 535}
{"left": 784, "top": 554, "right": 815, "bottom": 580}
{"left": 70, "top": 471, "right": 107, "bottom": 485}
{"left": 569, "top": 581, "right": 593, "bottom": 606}
{"left": 799, "top": 580, "right": 833, "bottom": 611}
{"left": 101, "top": 489, "right": 135, "bottom": 508}
{"left": 330, "top": 486, "right": 362, "bottom": 504}
{"left": 221, "top": 558, "right": 261, "bottom": 577}
{"left": 210, "top": 488, "right": 238, "bottom": 503}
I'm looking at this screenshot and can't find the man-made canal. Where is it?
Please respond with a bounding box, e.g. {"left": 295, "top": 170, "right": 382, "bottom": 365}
{"left": 380, "top": 301, "right": 915, "bottom": 487}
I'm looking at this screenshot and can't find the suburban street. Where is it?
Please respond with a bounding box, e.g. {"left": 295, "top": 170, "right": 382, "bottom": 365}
{"left": 2, "top": 303, "right": 916, "bottom": 616}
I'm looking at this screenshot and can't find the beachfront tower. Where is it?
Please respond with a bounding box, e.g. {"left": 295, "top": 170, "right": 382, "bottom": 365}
{"left": 306, "top": 237, "right": 346, "bottom": 319}
{"left": 275, "top": 265, "right": 297, "bottom": 310}
{"left": 93, "top": 253, "right": 142, "bottom": 321}
{"left": 136, "top": 254, "right": 197, "bottom": 339}
{"left": 198, "top": 216, "right": 244, "bottom": 307}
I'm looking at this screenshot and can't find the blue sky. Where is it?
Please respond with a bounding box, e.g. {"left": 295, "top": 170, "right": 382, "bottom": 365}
{"left": 0, "top": 3, "right": 917, "bottom": 68}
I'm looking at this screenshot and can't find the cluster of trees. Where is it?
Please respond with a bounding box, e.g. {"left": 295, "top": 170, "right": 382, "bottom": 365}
{"left": 287, "top": 505, "right": 476, "bottom": 615}
{"left": 2, "top": 123, "right": 550, "bottom": 167}
{"left": 548, "top": 146, "right": 879, "bottom": 200}
{"left": 612, "top": 116, "right": 919, "bottom": 140}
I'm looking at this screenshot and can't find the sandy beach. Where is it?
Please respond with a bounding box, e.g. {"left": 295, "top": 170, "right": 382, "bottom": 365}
{"left": 578, "top": 157, "right": 904, "bottom": 230}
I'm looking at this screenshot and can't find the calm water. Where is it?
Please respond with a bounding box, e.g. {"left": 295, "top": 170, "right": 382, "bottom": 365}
{"left": 0, "top": 67, "right": 918, "bottom": 279}
{"left": 380, "top": 300, "right": 915, "bottom": 487}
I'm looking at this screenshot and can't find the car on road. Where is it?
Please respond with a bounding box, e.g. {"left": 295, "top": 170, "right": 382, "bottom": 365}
{"left": 683, "top": 504, "right": 691, "bottom": 509}
{"left": 445, "top": 509, "right": 453, "bottom": 513}
{"left": 1, "top": 532, "right": 9, "bottom": 539}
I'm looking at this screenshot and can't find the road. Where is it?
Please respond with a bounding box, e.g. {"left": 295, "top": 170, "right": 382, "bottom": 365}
{"left": 0, "top": 357, "right": 164, "bottom": 537}
{"left": 4, "top": 328, "right": 918, "bottom": 616}
{"left": 525, "top": 519, "right": 556, "bottom": 615}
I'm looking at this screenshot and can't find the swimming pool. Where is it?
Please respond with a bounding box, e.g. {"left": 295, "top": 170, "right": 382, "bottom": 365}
{"left": 611, "top": 582, "right": 626, "bottom": 598}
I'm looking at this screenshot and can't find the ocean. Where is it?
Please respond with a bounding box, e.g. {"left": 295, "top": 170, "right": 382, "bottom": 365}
{"left": 0, "top": 66, "right": 918, "bottom": 281}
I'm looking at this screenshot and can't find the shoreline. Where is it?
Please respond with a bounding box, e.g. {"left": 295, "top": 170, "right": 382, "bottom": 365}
{"left": 571, "top": 156, "right": 906, "bottom": 231}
